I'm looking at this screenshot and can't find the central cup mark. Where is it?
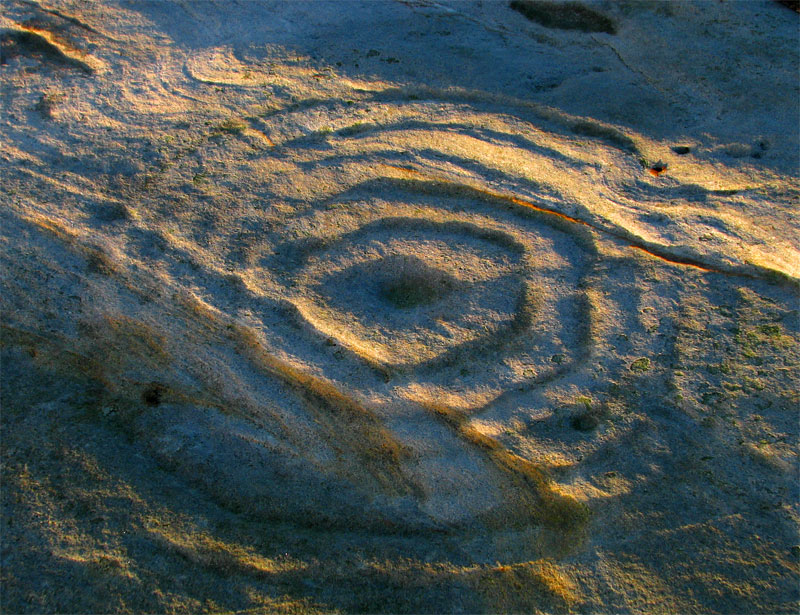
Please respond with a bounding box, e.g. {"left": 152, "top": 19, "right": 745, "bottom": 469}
{"left": 378, "top": 255, "right": 456, "bottom": 309}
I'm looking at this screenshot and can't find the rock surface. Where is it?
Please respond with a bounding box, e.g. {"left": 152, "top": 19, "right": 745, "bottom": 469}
{"left": 1, "top": 1, "right": 798, "bottom": 613}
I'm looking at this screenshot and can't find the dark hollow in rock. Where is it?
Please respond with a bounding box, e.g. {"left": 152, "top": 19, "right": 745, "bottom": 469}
{"left": 509, "top": 0, "right": 617, "bottom": 35}
{"left": 94, "top": 203, "right": 131, "bottom": 223}
{"left": 751, "top": 139, "right": 771, "bottom": 159}
{"left": 571, "top": 412, "right": 599, "bottom": 431}
{"left": 672, "top": 145, "right": 691, "bottom": 155}
{"left": 142, "top": 383, "right": 164, "bottom": 407}
{"left": 379, "top": 256, "right": 457, "bottom": 309}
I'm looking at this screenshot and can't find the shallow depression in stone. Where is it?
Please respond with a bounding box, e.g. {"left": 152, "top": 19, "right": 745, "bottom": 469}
{"left": 378, "top": 255, "right": 458, "bottom": 309}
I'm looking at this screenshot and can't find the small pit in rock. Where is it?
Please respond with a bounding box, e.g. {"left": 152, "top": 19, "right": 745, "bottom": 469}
{"left": 379, "top": 256, "right": 457, "bottom": 309}
{"left": 571, "top": 412, "right": 599, "bottom": 431}
{"left": 509, "top": 0, "right": 616, "bottom": 35}
{"left": 142, "top": 383, "right": 164, "bottom": 407}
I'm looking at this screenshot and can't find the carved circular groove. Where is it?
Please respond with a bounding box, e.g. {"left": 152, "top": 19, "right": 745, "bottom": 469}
{"left": 276, "top": 183, "right": 594, "bottom": 398}
{"left": 286, "top": 218, "right": 528, "bottom": 370}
